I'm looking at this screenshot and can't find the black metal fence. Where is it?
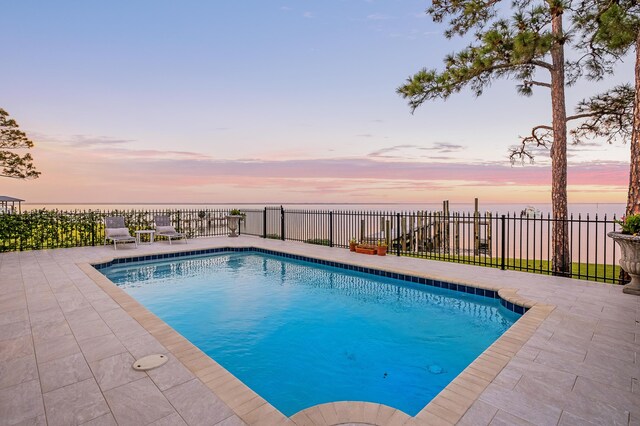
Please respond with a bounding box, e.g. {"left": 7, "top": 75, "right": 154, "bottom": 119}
{"left": 0, "top": 207, "right": 622, "bottom": 284}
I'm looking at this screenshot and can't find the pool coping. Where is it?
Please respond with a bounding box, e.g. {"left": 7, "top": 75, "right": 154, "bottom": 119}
{"left": 81, "top": 245, "right": 555, "bottom": 426}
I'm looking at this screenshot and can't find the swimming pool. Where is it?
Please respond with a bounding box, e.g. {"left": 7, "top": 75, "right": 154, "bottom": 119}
{"left": 99, "top": 250, "right": 520, "bottom": 416}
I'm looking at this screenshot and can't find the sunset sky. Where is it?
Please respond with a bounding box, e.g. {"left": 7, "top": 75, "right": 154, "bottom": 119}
{"left": 1, "top": 1, "right": 634, "bottom": 204}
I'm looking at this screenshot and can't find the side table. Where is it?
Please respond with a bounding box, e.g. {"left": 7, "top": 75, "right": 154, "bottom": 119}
{"left": 135, "top": 230, "right": 155, "bottom": 245}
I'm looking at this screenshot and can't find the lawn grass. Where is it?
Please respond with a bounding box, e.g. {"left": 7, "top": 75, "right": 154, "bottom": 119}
{"left": 402, "top": 252, "right": 622, "bottom": 285}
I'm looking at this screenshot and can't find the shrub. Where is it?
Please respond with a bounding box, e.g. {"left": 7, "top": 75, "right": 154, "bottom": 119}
{"left": 305, "top": 238, "right": 331, "bottom": 246}
{"left": 616, "top": 214, "right": 640, "bottom": 235}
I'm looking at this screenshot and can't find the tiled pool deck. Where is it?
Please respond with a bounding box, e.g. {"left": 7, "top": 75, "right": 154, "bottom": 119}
{"left": 0, "top": 236, "right": 638, "bottom": 425}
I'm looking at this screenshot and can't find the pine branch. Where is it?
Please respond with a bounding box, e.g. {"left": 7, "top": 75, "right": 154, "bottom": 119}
{"left": 510, "top": 125, "right": 553, "bottom": 164}
{"left": 510, "top": 83, "right": 634, "bottom": 162}
{"left": 398, "top": 12, "right": 558, "bottom": 111}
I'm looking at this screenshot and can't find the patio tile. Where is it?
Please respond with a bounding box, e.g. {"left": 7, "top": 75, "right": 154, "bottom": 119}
{"left": 120, "top": 332, "right": 166, "bottom": 359}
{"left": 515, "top": 375, "right": 630, "bottom": 426}
{"left": 558, "top": 411, "right": 600, "bottom": 425}
{"left": 77, "top": 333, "right": 126, "bottom": 362}
{"left": 597, "top": 317, "right": 638, "bottom": 334}
{"left": 0, "top": 379, "right": 45, "bottom": 425}
{"left": 39, "top": 352, "right": 93, "bottom": 393}
{"left": 107, "top": 317, "right": 148, "bottom": 340}
{"left": 242, "top": 403, "right": 289, "bottom": 425}
{"left": 0, "top": 335, "right": 34, "bottom": 362}
{"left": 12, "top": 414, "right": 47, "bottom": 425}
{"left": 148, "top": 412, "right": 188, "bottom": 426}
{"left": 591, "top": 331, "right": 640, "bottom": 354}
{"left": 0, "top": 293, "right": 27, "bottom": 313}
{"left": 410, "top": 411, "right": 452, "bottom": 426}
{"left": 83, "top": 291, "right": 113, "bottom": 303}
{"left": 317, "top": 403, "right": 339, "bottom": 425}
{"left": 586, "top": 340, "right": 636, "bottom": 364}
{"left": 26, "top": 295, "right": 59, "bottom": 313}
{"left": 490, "top": 366, "right": 522, "bottom": 390}
{"left": 4, "top": 235, "right": 640, "bottom": 426}
{"left": 163, "top": 378, "right": 235, "bottom": 425}
{"left": 584, "top": 349, "right": 639, "bottom": 379}
{"left": 69, "top": 318, "right": 112, "bottom": 342}
{"left": 146, "top": 355, "right": 195, "bottom": 391}
{"left": 478, "top": 382, "right": 562, "bottom": 425}
{"left": 0, "top": 354, "right": 38, "bottom": 390}
{"left": 99, "top": 307, "right": 134, "bottom": 324}
{"left": 214, "top": 415, "right": 247, "bottom": 425}
{"left": 425, "top": 400, "right": 463, "bottom": 424}
{"left": 28, "top": 307, "right": 65, "bottom": 327}
{"left": 457, "top": 400, "right": 498, "bottom": 426}
{"left": 56, "top": 293, "right": 92, "bottom": 313}
{"left": 43, "top": 378, "right": 110, "bottom": 426}
{"left": 489, "top": 409, "right": 533, "bottom": 425}
{"left": 573, "top": 376, "right": 640, "bottom": 418}
{"left": 89, "top": 352, "right": 146, "bottom": 391}
{"left": 0, "top": 279, "right": 22, "bottom": 294}
{"left": 560, "top": 401, "right": 629, "bottom": 426}
{"left": 34, "top": 333, "right": 81, "bottom": 364}
{"left": 0, "top": 308, "right": 29, "bottom": 326}
{"left": 90, "top": 298, "right": 120, "bottom": 313}
{"left": 534, "top": 349, "right": 631, "bottom": 391}
{"left": 104, "top": 377, "right": 175, "bottom": 426}
{"left": 31, "top": 319, "right": 73, "bottom": 344}
{"left": 80, "top": 413, "right": 117, "bottom": 426}
{"left": 0, "top": 320, "right": 31, "bottom": 342}
{"left": 64, "top": 306, "right": 102, "bottom": 325}
{"left": 508, "top": 357, "right": 577, "bottom": 391}
{"left": 594, "top": 324, "right": 635, "bottom": 343}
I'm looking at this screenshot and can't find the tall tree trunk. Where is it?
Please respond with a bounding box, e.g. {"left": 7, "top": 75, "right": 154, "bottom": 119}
{"left": 627, "top": 32, "right": 640, "bottom": 216}
{"left": 550, "top": 5, "right": 571, "bottom": 276}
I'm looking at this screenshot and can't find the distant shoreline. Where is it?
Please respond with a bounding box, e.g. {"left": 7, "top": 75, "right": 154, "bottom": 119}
{"left": 22, "top": 201, "right": 625, "bottom": 206}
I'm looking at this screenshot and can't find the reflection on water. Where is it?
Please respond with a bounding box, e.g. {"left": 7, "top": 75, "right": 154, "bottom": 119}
{"left": 106, "top": 253, "right": 515, "bottom": 329}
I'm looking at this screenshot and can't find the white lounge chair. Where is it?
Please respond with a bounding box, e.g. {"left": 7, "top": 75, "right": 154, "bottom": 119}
{"left": 154, "top": 215, "right": 188, "bottom": 245}
{"left": 104, "top": 216, "right": 137, "bottom": 250}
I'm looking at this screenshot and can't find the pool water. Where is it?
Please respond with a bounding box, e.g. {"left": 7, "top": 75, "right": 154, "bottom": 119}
{"left": 101, "top": 252, "right": 519, "bottom": 416}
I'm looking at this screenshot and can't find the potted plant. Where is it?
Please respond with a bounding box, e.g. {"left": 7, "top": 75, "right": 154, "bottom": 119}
{"left": 225, "top": 209, "right": 245, "bottom": 237}
{"left": 377, "top": 240, "right": 388, "bottom": 256}
{"left": 608, "top": 213, "right": 640, "bottom": 295}
{"left": 349, "top": 238, "right": 357, "bottom": 252}
{"left": 355, "top": 243, "right": 377, "bottom": 255}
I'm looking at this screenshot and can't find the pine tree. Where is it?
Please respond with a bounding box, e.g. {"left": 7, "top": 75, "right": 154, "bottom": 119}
{"left": 398, "top": 0, "right": 574, "bottom": 276}
{"left": 0, "top": 108, "right": 40, "bottom": 179}
{"left": 572, "top": 1, "right": 640, "bottom": 216}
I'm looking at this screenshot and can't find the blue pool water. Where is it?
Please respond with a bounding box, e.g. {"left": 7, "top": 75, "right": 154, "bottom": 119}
{"left": 101, "top": 252, "right": 519, "bottom": 416}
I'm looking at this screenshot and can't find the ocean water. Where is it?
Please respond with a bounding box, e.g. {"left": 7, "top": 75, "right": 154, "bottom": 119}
{"left": 102, "top": 252, "right": 519, "bottom": 416}
{"left": 21, "top": 202, "right": 625, "bottom": 217}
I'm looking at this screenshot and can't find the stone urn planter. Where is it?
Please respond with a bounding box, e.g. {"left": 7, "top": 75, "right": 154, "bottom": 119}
{"left": 608, "top": 232, "right": 640, "bottom": 295}
{"left": 226, "top": 215, "right": 243, "bottom": 237}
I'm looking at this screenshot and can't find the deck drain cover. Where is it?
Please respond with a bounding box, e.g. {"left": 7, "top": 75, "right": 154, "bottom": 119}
{"left": 133, "top": 354, "right": 168, "bottom": 371}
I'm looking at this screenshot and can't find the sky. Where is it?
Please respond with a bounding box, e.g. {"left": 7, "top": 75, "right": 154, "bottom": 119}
{"left": 1, "top": 0, "right": 635, "bottom": 204}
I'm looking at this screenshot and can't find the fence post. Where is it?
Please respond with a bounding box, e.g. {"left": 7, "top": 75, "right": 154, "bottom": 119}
{"left": 281, "top": 206, "right": 285, "bottom": 241}
{"left": 91, "top": 213, "right": 95, "bottom": 247}
{"left": 263, "top": 208, "right": 267, "bottom": 238}
{"left": 396, "top": 213, "right": 401, "bottom": 256}
{"left": 329, "top": 211, "right": 334, "bottom": 247}
{"left": 500, "top": 215, "right": 506, "bottom": 270}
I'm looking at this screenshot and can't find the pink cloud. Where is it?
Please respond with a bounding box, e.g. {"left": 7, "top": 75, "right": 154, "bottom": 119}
{"left": 3, "top": 142, "right": 630, "bottom": 204}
